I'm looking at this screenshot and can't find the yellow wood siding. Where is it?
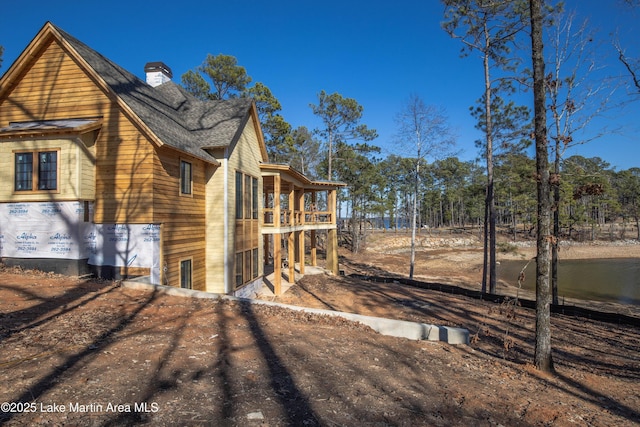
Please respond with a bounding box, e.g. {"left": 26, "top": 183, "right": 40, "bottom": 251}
{"left": 204, "top": 118, "right": 264, "bottom": 293}
{"left": 79, "top": 133, "right": 97, "bottom": 197}
{"left": 0, "top": 137, "right": 95, "bottom": 201}
{"left": 205, "top": 159, "right": 225, "bottom": 292}
{"left": 229, "top": 119, "right": 263, "bottom": 288}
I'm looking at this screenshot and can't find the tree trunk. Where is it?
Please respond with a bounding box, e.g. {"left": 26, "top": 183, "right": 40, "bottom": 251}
{"left": 351, "top": 195, "right": 359, "bottom": 253}
{"left": 482, "top": 193, "right": 489, "bottom": 294}
{"left": 410, "top": 162, "right": 420, "bottom": 279}
{"left": 410, "top": 192, "right": 417, "bottom": 278}
{"left": 489, "top": 180, "right": 497, "bottom": 293}
{"left": 530, "top": 0, "right": 554, "bottom": 373}
{"left": 482, "top": 21, "right": 497, "bottom": 295}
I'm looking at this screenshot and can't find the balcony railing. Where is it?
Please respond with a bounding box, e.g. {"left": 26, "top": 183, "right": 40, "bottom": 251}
{"left": 263, "top": 208, "right": 333, "bottom": 227}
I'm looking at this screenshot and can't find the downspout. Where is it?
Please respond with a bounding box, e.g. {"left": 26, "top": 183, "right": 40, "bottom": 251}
{"left": 223, "top": 148, "right": 230, "bottom": 293}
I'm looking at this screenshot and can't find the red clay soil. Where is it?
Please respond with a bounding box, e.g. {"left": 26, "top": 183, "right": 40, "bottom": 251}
{"left": 0, "top": 252, "right": 639, "bottom": 426}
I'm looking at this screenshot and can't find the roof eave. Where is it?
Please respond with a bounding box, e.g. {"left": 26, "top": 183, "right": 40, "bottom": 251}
{"left": 0, "top": 117, "right": 104, "bottom": 139}
{"left": 260, "top": 163, "right": 347, "bottom": 189}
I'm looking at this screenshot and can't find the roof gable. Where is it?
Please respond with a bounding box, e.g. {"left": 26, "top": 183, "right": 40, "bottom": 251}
{"left": 0, "top": 22, "right": 269, "bottom": 165}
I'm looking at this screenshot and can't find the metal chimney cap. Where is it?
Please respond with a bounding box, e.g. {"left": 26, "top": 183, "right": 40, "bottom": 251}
{"left": 144, "top": 62, "right": 173, "bottom": 78}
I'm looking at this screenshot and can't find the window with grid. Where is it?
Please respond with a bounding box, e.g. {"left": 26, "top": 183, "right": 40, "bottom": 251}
{"left": 14, "top": 152, "right": 33, "bottom": 191}
{"left": 252, "top": 177, "right": 258, "bottom": 219}
{"left": 235, "top": 172, "right": 260, "bottom": 288}
{"left": 14, "top": 150, "right": 58, "bottom": 192}
{"left": 236, "top": 172, "right": 244, "bottom": 219}
{"left": 235, "top": 252, "right": 244, "bottom": 288}
{"left": 252, "top": 248, "right": 259, "bottom": 279}
{"left": 38, "top": 151, "right": 57, "bottom": 190}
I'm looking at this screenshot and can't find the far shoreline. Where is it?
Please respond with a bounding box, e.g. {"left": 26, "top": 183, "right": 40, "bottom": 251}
{"left": 498, "top": 240, "right": 640, "bottom": 261}
{"left": 359, "top": 235, "right": 640, "bottom": 316}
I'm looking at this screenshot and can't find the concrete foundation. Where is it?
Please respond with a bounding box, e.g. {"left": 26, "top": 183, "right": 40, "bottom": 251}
{"left": 1, "top": 257, "right": 92, "bottom": 276}
{"left": 121, "top": 280, "right": 470, "bottom": 345}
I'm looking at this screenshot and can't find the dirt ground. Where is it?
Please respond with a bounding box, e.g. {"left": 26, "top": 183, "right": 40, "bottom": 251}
{"left": 1, "top": 233, "right": 639, "bottom": 426}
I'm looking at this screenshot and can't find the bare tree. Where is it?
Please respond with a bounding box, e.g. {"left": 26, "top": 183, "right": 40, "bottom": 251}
{"left": 614, "top": 0, "right": 640, "bottom": 94}
{"left": 394, "top": 94, "right": 455, "bottom": 278}
{"left": 615, "top": 41, "right": 640, "bottom": 94}
{"left": 545, "top": 9, "right": 618, "bottom": 304}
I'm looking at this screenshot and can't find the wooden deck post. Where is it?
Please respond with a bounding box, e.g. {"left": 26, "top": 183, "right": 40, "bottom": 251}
{"left": 327, "top": 189, "right": 339, "bottom": 275}
{"left": 310, "top": 191, "right": 317, "bottom": 266}
{"left": 288, "top": 183, "right": 295, "bottom": 226}
{"left": 298, "top": 188, "right": 305, "bottom": 275}
{"left": 288, "top": 231, "right": 296, "bottom": 283}
{"left": 327, "top": 229, "right": 339, "bottom": 275}
{"left": 274, "top": 233, "right": 282, "bottom": 295}
{"left": 310, "top": 230, "right": 317, "bottom": 266}
{"left": 273, "top": 175, "right": 282, "bottom": 294}
{"left": 287, "top": 184, "right": 296, "bottom": 282}
{"left": 298, "top": 230, "right": 305, "bottom": 274}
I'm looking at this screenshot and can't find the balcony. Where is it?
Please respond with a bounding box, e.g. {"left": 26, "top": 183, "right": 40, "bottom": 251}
{"left": 260, "top": 163, "right": 346, "bottom": 295}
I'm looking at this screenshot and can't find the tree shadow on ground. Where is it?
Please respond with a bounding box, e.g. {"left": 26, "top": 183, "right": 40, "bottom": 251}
{"left": 0, "top": 285, "right": 159, "bottom": 424}
{"left": 289, "top": 267, "right": 640, "bottom": 425}
{"left": 237, "top": 299, "right": 321, "bottom": 426}
{"left": 0, "top": 280, "right": 119, "bottom": 342}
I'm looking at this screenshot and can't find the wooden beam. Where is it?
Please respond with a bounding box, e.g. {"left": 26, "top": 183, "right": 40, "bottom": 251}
{"left": 273, "top": 175, "right": 282, "bottom": 295}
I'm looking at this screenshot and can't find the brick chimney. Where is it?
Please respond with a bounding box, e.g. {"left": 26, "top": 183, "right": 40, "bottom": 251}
{"left": 144, "top": 62, "right": 173, "bottom": 87}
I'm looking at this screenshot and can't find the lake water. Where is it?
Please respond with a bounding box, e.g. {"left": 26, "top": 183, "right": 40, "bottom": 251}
{"left": 498, "top": 258, "right": 640, "bottom": 305}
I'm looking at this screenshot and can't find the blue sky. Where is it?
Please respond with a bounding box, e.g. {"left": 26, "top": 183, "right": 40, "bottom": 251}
{"left": 1, "top": 0, "right": 638, "bottom": 170}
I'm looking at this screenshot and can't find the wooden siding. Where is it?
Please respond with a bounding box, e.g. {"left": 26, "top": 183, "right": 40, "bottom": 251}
{"left": 0, "top": 37, "right": 207, "bottom": 288}
{"left": 205, "top": 156, "right": 226, "bottom": 293}
{"left": 0, "top": 40, "right": 154, "bottom": 222}
{"left": 79, "top": 133, "right": 97, "bottom": 197}
{"left": 153, "top": 147, "right": 207, "bottom": 291}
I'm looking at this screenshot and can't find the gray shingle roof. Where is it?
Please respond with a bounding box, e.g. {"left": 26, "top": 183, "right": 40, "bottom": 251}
{"left": 53, "top": 24, "right": 253, "bottom": 164}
